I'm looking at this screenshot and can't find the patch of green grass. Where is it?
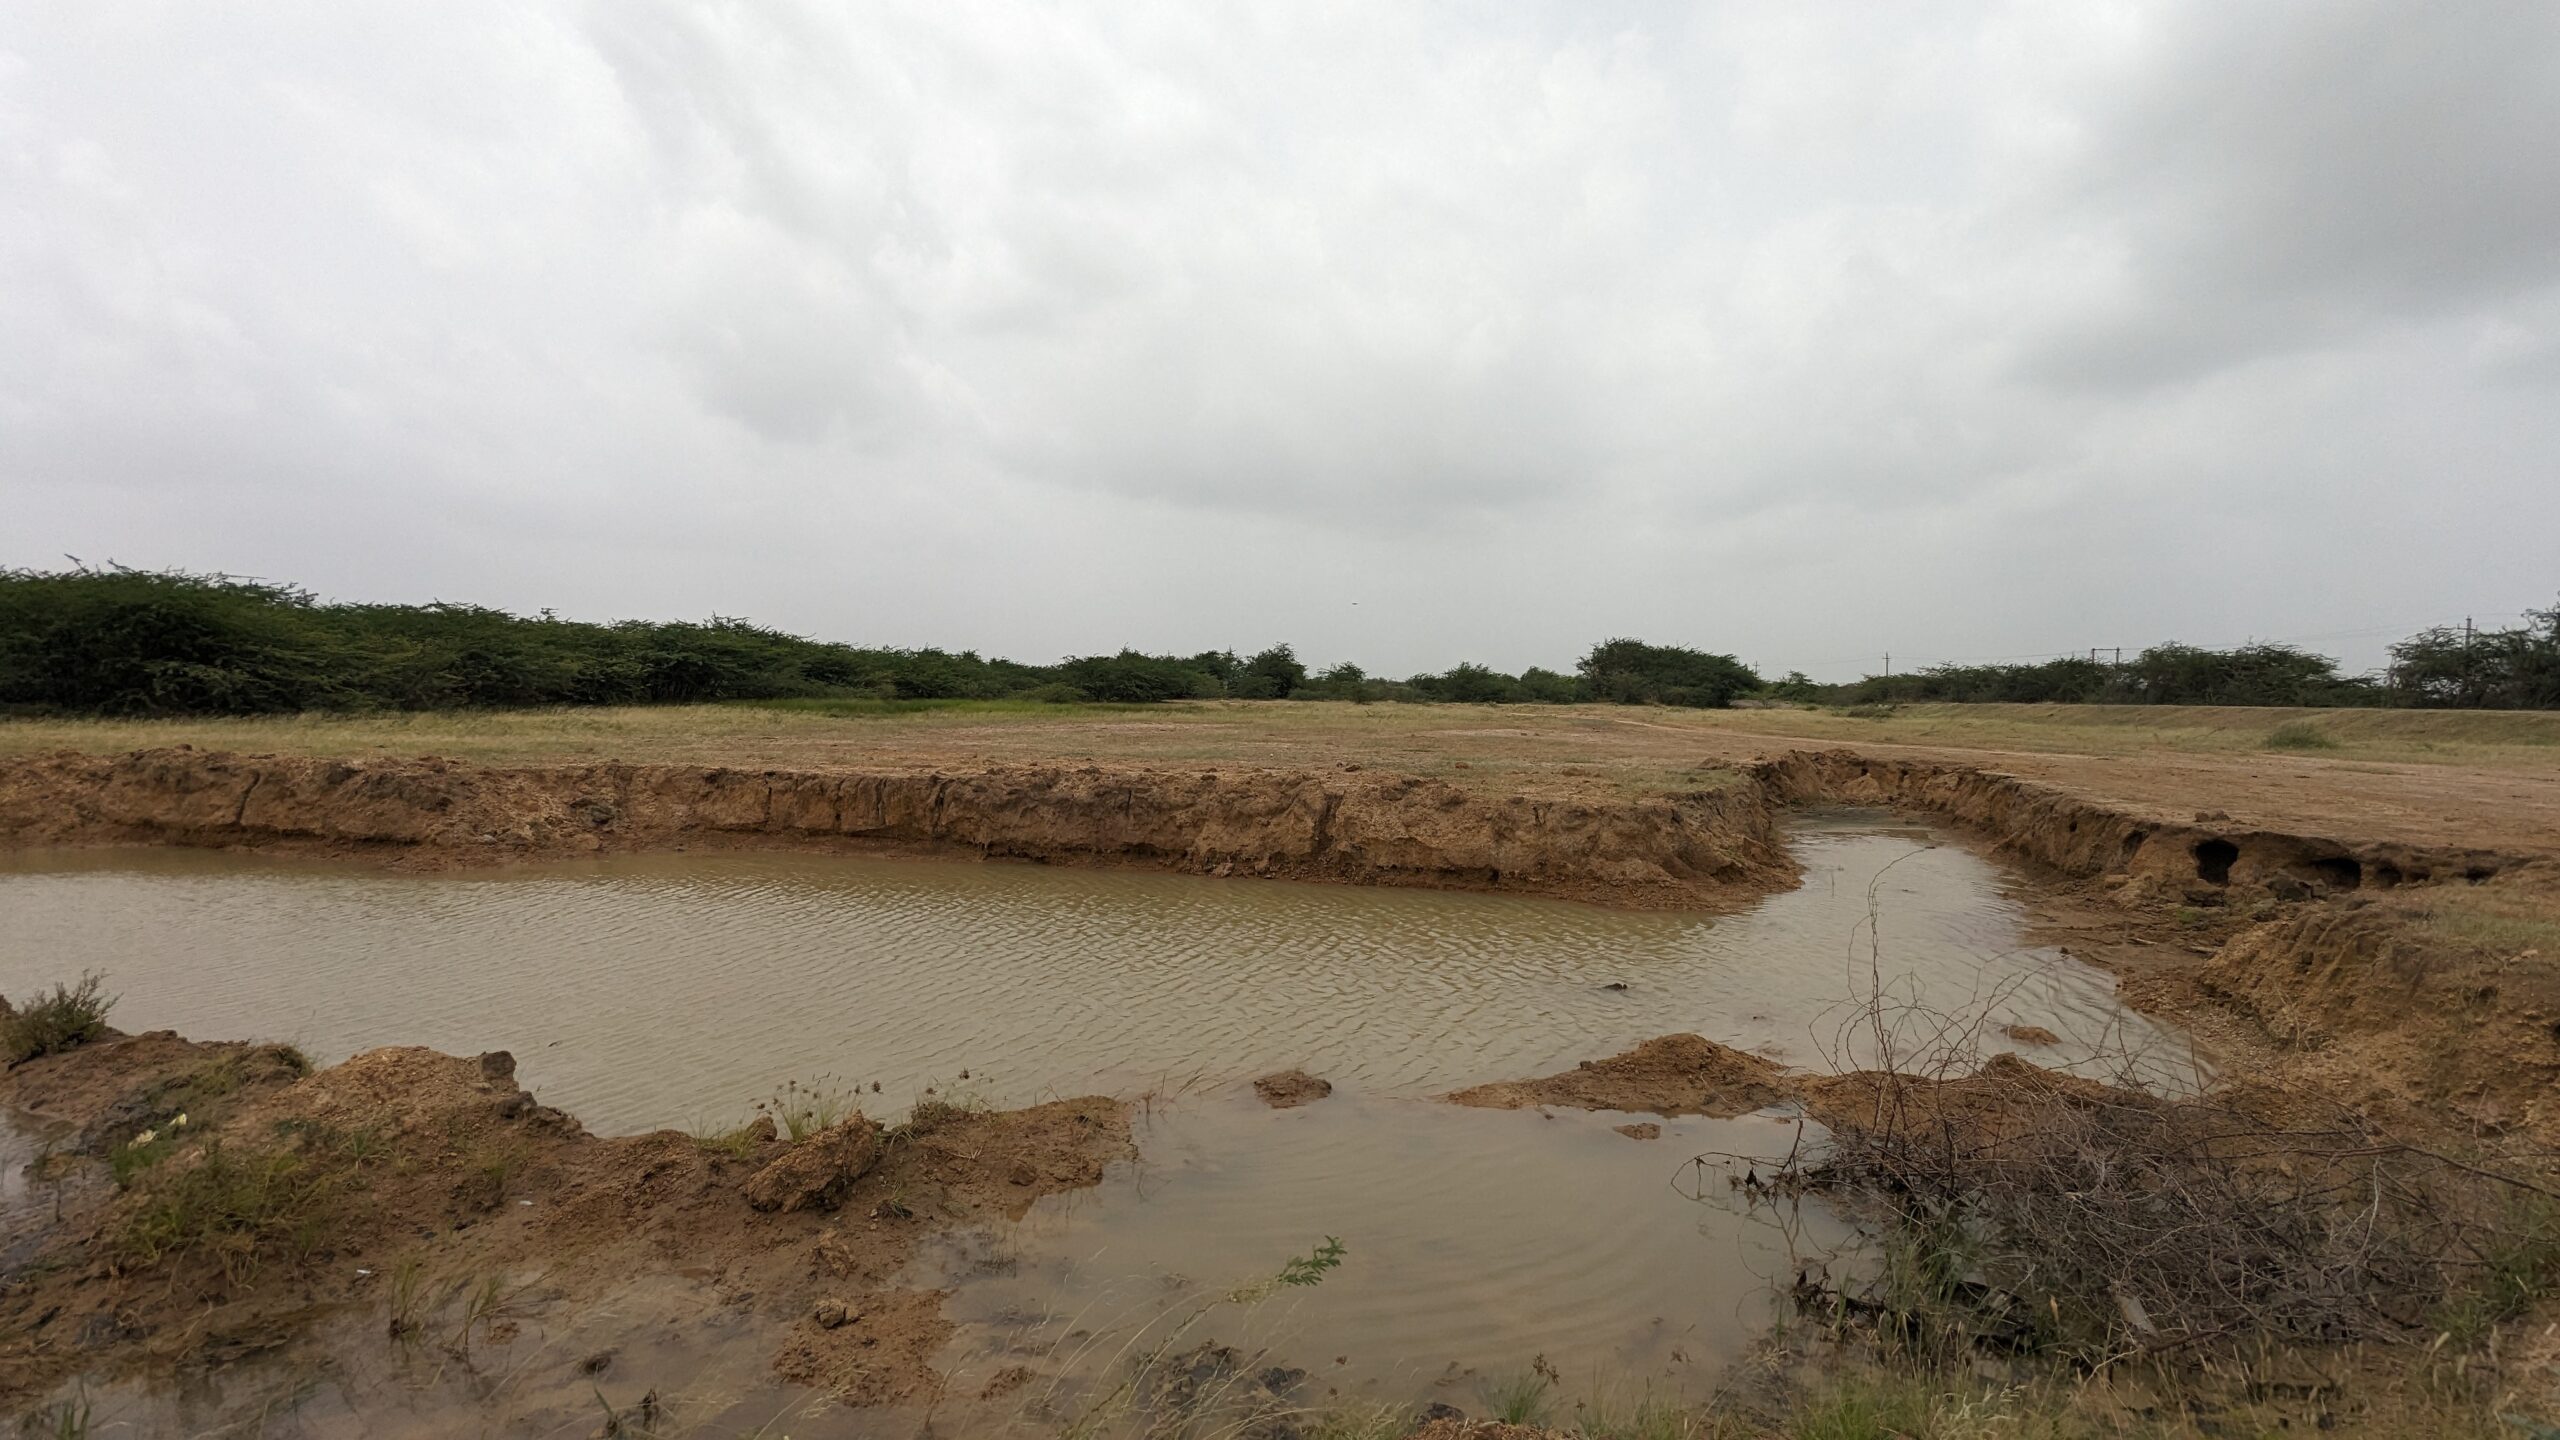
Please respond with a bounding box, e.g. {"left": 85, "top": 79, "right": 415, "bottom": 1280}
{"left": 688, "top": 1118, "right": 768, "bottom": 1161}
{"left": 2423, "top": 903, "right": 2560, "bottom": 955}
{"left": 1785, "top": 1377, "right": 1940, "bottom": 1440}
{"left": 2265, "top": 720, "right": 2342, "bottom": 751}
{"left": 3, "top": 972, "right": 114, "bottom": 1065}
{"left": 1571, "top": 1391, "right": 1720, "bottom": 1440}
{"left": 2433, "top": 1199, "right": 2560, "bottom": 1349}
{"left": 109, "top": 1126, "right": 185, "bottom": 1187}
{"left": 116, "top": 1139, "right": 353, "bottom": 1284}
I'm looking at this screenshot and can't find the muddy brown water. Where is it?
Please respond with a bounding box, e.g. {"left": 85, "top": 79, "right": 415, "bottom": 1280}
{"left": 0, "top": 812, "right": 2188, "bottom": 1434}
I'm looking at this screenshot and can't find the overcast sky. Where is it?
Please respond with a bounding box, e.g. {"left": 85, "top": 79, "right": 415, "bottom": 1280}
{"left": 6, "top": 3, "right": 2556, "bottom": 680}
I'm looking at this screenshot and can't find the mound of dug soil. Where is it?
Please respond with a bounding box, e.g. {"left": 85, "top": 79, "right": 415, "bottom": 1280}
{"left": 1442, "top": 1033, "right": 1792, "bottom": 1116}
{"left": 0, "top": 1026, "right": 1131, "bottom": 1418}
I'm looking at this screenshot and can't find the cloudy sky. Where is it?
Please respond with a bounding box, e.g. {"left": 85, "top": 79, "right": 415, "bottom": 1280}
{"left": 5, "top": 3, "right": 2556, "bottom": 680}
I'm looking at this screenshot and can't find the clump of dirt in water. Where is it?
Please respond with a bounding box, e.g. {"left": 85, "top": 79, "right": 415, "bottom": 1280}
{"left": 1252, "top": 1069, "right": 1333, "bottom": 1107}
{"left": 1442, "top": 1033, "right": 1791, "bottom": 1116}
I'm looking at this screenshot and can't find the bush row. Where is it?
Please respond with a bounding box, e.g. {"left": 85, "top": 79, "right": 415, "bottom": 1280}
{"left": 0, "top": 569, "right": 1758, "bottom": 715}
{"left": 6, "top": 568, "right": 2551, "bottom": 717}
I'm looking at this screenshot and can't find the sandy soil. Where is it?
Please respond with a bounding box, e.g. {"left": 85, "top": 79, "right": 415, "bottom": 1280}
{"left": 0, "top": 1028, "right": 1130, "bottom": 1423}
{"left": 7, "top": 699, "right": 2560, "bottom": 1432}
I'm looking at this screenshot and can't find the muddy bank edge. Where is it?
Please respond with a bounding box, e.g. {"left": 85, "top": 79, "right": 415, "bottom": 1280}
{"left": 0, "top": 745, "right": 2536, "bottom": 908}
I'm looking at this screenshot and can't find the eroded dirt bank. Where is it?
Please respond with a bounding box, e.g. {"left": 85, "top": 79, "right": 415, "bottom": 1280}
{"left": 2, "top": 744, "right": 2542, "bottom": 912}
{"left": 0, "top": 1027, "right": 1129, "bottom": 1425}
{"left": 0, "top": 747, "right": 1795, "bottom": 908}
{"left": 1756, "top": 748, "right": 2522, "bottom": 898}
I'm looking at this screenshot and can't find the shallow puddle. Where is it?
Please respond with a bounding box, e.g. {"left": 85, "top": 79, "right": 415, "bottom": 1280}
{"left": 0, "top": 812, "right": 2191, "bottom": 1433}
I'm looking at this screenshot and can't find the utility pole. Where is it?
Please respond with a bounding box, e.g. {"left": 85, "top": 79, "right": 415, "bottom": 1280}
{"left": 1883, "top": 652, "right": 1891, "bottom": 677}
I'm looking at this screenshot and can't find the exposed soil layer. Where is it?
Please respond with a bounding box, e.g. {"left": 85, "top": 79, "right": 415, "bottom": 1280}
{"left": 0, "top": 1027, "right": 1130, "bottom": 1417}
{"left": 1758, "top": 749, "right": 2527, "bottom": 901}
{"left": 2, "top": 744, "right": 2542, "bottom": 914}
{"left": 0, "top": 747, "right": 1794, "bottom": 909}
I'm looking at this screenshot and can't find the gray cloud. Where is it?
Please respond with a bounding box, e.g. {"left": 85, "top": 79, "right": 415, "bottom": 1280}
{"left": 3, "top": 2, "right": 2555, "bottom": 679}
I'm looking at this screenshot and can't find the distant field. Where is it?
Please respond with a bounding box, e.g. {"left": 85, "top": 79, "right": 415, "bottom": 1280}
{"left": 3, "top": 698, "right": 2555, "bottom": 774}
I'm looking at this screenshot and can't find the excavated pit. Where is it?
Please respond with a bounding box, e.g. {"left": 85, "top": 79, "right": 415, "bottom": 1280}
{"left": 0, "top": 746, "right": 2525, "bottom": 915}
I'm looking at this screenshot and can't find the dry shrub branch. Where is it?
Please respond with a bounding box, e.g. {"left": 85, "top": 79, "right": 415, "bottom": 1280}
{"left": 1753, "top": 857, "right": 2560, "bottom": 1369}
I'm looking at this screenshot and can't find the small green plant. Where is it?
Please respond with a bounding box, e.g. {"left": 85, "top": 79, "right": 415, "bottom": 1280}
{"left": 2434, "top": 1199, "right": 2560, "bottom": 1349}
{"left": 455, "top": 1271, "right": 511, "bottom": 1353}
{"left": 903, "top": 1093, "right": 985, "bottom": 1136}
{"left": 1484, "top": 1369, "right": 1555, "bottom": 1428}
{"left": 2265, "top": 720, "right": 2342, "bottom": 751}
{"left": 1227, "top": 1235, "right": 1346, "bottom": 1302}
{"left": 384, "top": 1253, "right": 429, "bottom": 1340}
{"left": 454, "top": 1138, "right": 526, "bottom": 1212}
{"left": 758, "top": 1079, "right": 857, "bottom": 1142}
{"left": 3, "top": 973, "right": 114, "bottom": 1065}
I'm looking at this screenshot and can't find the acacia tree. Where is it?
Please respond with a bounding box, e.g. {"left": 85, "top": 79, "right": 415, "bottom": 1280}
{"left": 1576, "top": 638, "right": 1760, "bottom": 708}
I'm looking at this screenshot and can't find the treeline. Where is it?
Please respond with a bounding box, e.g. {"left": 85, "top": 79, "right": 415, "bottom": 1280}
{"left": 1819, "top": 601, "right": 2560, "bottom": 711}
{"left": 0, "top": 568, "right": 1760, "bottom": 716}
{"left": 6, "top": 568, "right": 2552, "bottom": 718}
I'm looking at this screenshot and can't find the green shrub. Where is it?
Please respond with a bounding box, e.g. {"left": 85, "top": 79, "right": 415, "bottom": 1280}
{"left": 1579, "top": 638, "right": 1761, "bottom": 708}
{"left": 3, "top": 973, "right": 114, "bottom": 1065}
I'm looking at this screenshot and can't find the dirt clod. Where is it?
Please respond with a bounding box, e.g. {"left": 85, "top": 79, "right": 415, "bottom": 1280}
{"left": 1252, "top": 1069, "right": 1333, "bottom": 1108}
{"left": 742, "top": 1116, "right": 885, "bottom": 1214}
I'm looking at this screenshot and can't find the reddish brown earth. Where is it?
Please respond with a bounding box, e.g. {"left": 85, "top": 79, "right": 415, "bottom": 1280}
{"left": 0, "top": 1027, "right": 1129, "bottom": 1417}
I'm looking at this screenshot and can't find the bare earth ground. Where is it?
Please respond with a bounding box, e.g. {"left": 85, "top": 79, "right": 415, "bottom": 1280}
{"left": 8, "top": 699, "right": 2560, "bottom": 1433}
{"left": 6, "top": 699, "right": 2560, "bottom": 855}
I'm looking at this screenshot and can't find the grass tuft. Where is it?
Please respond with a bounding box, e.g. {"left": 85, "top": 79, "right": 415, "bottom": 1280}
{"left": 2265, "top": 720, "right": 2342, "bottom": 751}
{"left": 756, "top": 1078, "right": 862, "bottom": 1142}
{"left": 115, "top": 1125, "right": 381, "bottom": 1285}
{"left": 3, "top": 973, "right": 114, "bottom": 1065}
